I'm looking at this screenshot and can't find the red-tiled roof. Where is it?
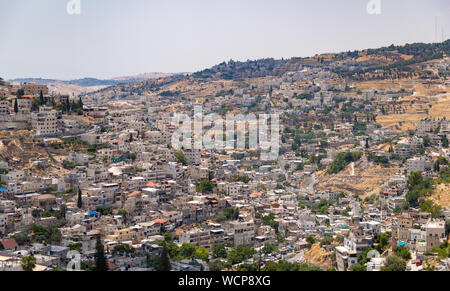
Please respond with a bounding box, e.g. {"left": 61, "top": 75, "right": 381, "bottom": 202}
{"left": 153, "top": 218, "right": 168, "bottom": 224}
{"left": 127, "top": 191, "right": 141, "bottom": 198}
{"left": 1, "top": 239, "right": 18, "bottom": 250}
{"left": 107, "top": 261, "right": 118, "bottom": 270}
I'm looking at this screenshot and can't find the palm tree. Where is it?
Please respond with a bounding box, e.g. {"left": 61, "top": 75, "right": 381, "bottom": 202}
{"left": 21, "top": 255, "right": 36, "bottom": 271}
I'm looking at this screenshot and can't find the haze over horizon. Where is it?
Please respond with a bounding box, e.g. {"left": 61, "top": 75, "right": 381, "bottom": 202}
{"left": 1, "top": 0, "right": 450, "bottom": 80}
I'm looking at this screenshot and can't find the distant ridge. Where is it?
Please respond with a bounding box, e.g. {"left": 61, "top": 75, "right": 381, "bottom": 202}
{"left": 9, "top": 73, "right": 175, "bottom": 87}
{"left": 9, "top": 77, "right": 122, "bottom": 87}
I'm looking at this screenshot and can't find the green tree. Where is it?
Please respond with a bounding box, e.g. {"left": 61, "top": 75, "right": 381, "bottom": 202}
{"left": 21, "top": 255, "right": 36, "bottom": 272}
{"left": 163, "top": 231, "right": 173, "bottom": 242}
{"left": 31, "top": 225, "right": 61, "bottom": 244}
{"left": 327, "top": 152, "right": 362, "bottom": 174}
{"left": 419, "top": 200, "right": 443, "bottom": 218}
{"left": 68, "top": 242, "right": 82, "bottom": 252}
{"left": 112, "top": 244, "right": 135, "bottom": 255}
{"left": 117, "top": 209, "right": 127, "bottom": 216}
{"left": 180, "top": 243, "right": 196, "bottom": 259}
{"left": 16, "top": 89, "right": 24, "bottom": 98}
{"left": 407, "top": 172, "right": 423, "bottom": 190}
{"left": 262, "top": 243, "right": 278, "bottom": 255}
{"left": 306, "top": 235, "right": 316, "bottom": 245}
{"left": 208, "top": 260, "right": 230, "bottom": 271}
{"left": 227, "top": 246, "right": 256, "bottom": 265}
{"left": 94, "top": 237, "right": 108, "bottom": 271}
{"left": 352, "top": 264, "right": 366, "bottom": 271}
{"left": 196, "top": 180, "right": 214, "bottom": 193}
{"left": 382, "top": 254, "right": 406, "bottom": 271}
{"left": 174, "top": 151, "right": 187, "bottom": 165}
{"left": 393, "top": 245, "right": 412, "bottom": 260}
{"left": 194, "top": 246, "right": 209, "bottom": 261}
{"left": 434, "top": 157, "right": 449, "bottom": 172}
{"left": 423, "top": 136, "right": 431, "bottom": 147}
{"left": 406, "top": 172, "right": 433, "bottom": 206}
{"left": 31, "top": 209, "right": 41, "bottom": 218}
{"left": 212, "top": 244, "right": 227, "bottom": 259}
{"left": 261, "top": 260, "right": 322, "bottom": 271}
{"left": 237, "top": 263, "right": 259, "bottom": 271}
{"left": 442, "top": 136, "right": 449, "bottom": 148}
{"left": 261, "top": 213, "right": 279, "bottom": 231}
{"left": 374, "top": 233, "right": 390, "bottom": 252}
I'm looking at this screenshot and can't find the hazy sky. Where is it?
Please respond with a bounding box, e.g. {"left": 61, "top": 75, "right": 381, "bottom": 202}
{"left": 1, "top": 0, "right": 449, "bottom": 80}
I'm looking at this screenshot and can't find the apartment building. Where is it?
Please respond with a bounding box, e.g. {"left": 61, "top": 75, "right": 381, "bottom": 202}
{"left": 344, "top": 228, "right": 373, "bottom": 254}
{"left": 17, "top": 98, "right": 32, "bottom": 113}
{"left": 21, "top": 83, "right": 49, "bottom": 96}
{"left": 335, "top": 246, "right": 358, "bottom": 271}
{"left": 0, "top": 214, "right": 7, "bottom": 235}
{"left": 227, "top": 220, "right": 255, "bottom": 246}
{"left": 31, "top": 106, "right": 60, "bottom": 137}
{"left": 179, "top": 228, "right": 212, "bottom": 249}
{"left": 425, "top": 222, "right": 446, "bottom": 252}
{"left": 406, "top": 157, "right": 431, "bottom": 175}
{"left": 179, "top": 227, "right": 227, "bottom": 250}
{"left": 0, "top": 100, "right": 10, "bottom": 115}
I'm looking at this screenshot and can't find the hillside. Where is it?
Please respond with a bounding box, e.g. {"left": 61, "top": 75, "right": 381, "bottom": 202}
{"left": 82, "top": 40, "right": 450, "bottom": 102}
{"left": 314, "top": 157, "right": 398, "bottom": 199}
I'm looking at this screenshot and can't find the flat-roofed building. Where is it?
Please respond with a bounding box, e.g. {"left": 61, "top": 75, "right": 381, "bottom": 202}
{"left": 21, "top": 83, "right": 49, "bottom": 96}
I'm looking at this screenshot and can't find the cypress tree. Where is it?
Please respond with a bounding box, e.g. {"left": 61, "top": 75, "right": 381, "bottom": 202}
{"left": 39, "top": 90, "right": 44, "bottom": 105}
{"left": 157, "top": 243, "right": 171, "bottom": 271}
{"left": 14, "top": 99, "right": 19, "bottom": 113}
{"left": 16, "top": 89, "right": 24, "bottom": 98}
{"left": 77, "top": 189, "right": 83, "bottom": 209}
{"left": 66, "top": 97, "right": 71, "bottom": 113}
{"left": 61, "top": 205, "right": 67, "bottom": 220}
{"left": 94, "top": 237, "right": 108, "bottom": 271}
